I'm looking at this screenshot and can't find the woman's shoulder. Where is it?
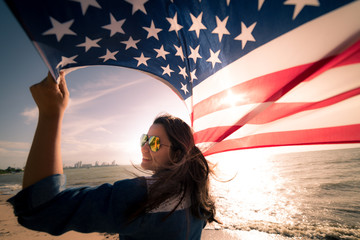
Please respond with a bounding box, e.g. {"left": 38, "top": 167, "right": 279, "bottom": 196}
{"left": 111, "top": 176, "right": 148, "bottom": 200}
{"left": 115, "top": 176, "right": 147, "bottom": 185}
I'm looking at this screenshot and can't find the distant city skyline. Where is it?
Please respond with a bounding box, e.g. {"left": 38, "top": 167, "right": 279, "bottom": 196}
{"left": 69, "top": 160, "right": 118, "bottom": 169}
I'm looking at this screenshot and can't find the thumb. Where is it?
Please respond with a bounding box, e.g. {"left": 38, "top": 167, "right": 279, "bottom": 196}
{"left": 45, "top": 71, "right": 57, "bottom": 85}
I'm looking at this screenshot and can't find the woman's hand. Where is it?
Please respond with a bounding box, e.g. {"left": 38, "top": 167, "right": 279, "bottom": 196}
{"left": 30, "top": 71, "right": 69, "bottom": 118}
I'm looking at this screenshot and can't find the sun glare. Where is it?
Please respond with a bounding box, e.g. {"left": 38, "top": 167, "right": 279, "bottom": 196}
{"left": 207, "top": 149, "right": 300, "bottom": 226}
{"left": 221, "top": 90, "right": 248, "bottom": 107}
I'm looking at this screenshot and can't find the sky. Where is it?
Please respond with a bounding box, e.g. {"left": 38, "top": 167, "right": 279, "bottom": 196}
{"left": 1, "top": 1, "right": 359, "bottom": 170}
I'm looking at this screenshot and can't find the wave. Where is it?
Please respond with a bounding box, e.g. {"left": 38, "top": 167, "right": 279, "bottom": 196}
{"left": 0, "top": 183, "right": 22, "bottom": 195}
{"left": 208, "top": 220, "right": 360, "bottom": 240}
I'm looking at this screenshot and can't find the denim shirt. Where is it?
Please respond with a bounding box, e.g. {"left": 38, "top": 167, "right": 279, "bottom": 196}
{"left": 7, "top": 174, "right": 205, "bottom": 240}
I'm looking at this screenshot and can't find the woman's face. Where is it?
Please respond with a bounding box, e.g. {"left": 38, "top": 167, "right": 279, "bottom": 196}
{"left": 141, "top": 124, "right": 172, "bottom": 171}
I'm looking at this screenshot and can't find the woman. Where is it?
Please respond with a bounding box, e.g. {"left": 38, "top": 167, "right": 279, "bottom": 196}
{"left": 8, "top": 72, "right": 218, "bottom": 239}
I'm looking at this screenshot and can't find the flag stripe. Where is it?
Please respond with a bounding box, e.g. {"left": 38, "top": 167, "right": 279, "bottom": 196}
{"left": 277, "top": 63, "right": 360, "bottom": 103}
{"left": 248, "top": 87, "right": 360, "bottom": 124}
{"left": 194, "top": 94, "right": 360, "bottom": 143}
{"left": 202, "top": 124, "right": 360, "bottom": 156}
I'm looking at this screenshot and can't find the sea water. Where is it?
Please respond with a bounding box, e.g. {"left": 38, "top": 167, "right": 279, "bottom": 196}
{"left": 209, "top": 147, "right": 360, "bottom": 239}
{"left": 1, "top": 148, "right": 359, "bottom": 239}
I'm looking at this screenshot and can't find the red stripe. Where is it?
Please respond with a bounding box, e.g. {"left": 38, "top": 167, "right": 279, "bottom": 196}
{"left": 314, "top": 39, "right": 360, "bottom": 78}
{"left": 202, "top": 124, "right": 360, "bottom": 156}
{"left": 194, "top": 125, "right": 242, "bottom": 144}
{"left": 192, "top": 40, "right": 360, "bottom": 121}
{"left": 248, "top": 87, "right": 360, "bottom": 124}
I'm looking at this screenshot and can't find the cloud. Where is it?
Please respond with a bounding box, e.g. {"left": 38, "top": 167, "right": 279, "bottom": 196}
{"left": 21, "top": 107, "right": 38, "bottom": 123}
{"left": 0, "top": 141, "right": 31, "bottom": 168}
{"left": 94, "top": 127, "right": 113, "bottom": 134}
{"left": 0, "top": 141, "right": 31, "bottom": 150}
{"left": 68, "top": 78, "right": 147, "bottom": 109}
{"left": 62, "top": 114, "right": 123, "bottom": 138}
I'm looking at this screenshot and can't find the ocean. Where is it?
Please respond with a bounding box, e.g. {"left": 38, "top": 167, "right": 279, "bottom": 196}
{"left": 1, "top": 148, "right": 359, "bottom": 239}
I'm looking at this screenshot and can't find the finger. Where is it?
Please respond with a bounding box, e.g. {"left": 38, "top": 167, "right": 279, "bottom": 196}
{"left": 58, "top": 71, "right": 69, "bottom": 97}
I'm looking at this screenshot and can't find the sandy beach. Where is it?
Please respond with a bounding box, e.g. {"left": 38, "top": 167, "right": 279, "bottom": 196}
{"left": 0, "top": 194, "right": 242, "bottom": 240}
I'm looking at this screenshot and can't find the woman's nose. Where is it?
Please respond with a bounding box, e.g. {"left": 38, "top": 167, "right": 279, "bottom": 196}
{"left": 141, "top": 142, "right": 150, "bottom": 152}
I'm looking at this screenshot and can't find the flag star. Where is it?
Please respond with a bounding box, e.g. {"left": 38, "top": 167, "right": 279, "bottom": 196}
{"left": 56, "top": 55, "right": 78, "bottom": 68}
{"left": 134, "top": 53, "right": 150, "bottom": 66}
{"left": 76, "top": 37, "right": 101, "bottom": 52}
{"left": 189, "top": 12, "right": 207, "bottom": 38}
{"left": 190, "top": 69, "right": 197, "bottom": 82}
{"left": 258, "top": 0, "right": 265, "bottom": 10}
{"left": 43, "top": 17, "right": 76, "bottom": 42}
{"left": 102, "top": 14, "right": 125, "bottom": 37}
{"left": 143, "top": 20, "right": 162, "bottom": 40}
{"left": 178, "top": 66, "right": 188, "bottom": 79}
{"left": 188, "top": 45, "right": 202, "bottom": 64}
{"left": 284, "top": 0, "right": 320, "bottom": 20}
{"left": 121, "top": 36, "right": 140, "bottom": 50}
{"left": 212, "top": 16, "right": 230, "bottom": 42}
{"left": 167, "top": 12, "right": 183, "bottom": 35}
{"left": 181, "top": 82, "right": 189, "bottom": 94}
{"left": 70, "top": 0, "right": 101, "bottom": 15}
{"left": 161, "top": 64, "right": 174, "bottom": 76}
{"left": 234, "top": 22, "right": 257, "bottom": 49}
{"left": 154, "top": 45, "right": 170, "bottom": 60}
{"left": 99, "top": 49, "right": 118, "bottom": 62}
{"left": 174, "top": 44, "right": 184, "bottom": 61}
{"left": 207, "top": 49, "right": 222, "bottom": 68}
{"left": 125, "top": 0, "right": 148, "bottom": 15}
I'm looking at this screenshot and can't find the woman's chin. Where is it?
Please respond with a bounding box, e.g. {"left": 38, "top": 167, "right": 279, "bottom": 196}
{"left": 141, "top": 160, "right": 153, "bottom": 171}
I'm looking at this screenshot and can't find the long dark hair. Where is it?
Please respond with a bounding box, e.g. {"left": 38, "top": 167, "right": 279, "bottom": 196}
{"left": 129, "top": 114, "right": 218, "bottom": 223}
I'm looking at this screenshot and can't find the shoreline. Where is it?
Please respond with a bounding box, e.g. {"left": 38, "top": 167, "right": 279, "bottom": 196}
{"left": 1, "top": 194, "right": 246, "bottom": 240}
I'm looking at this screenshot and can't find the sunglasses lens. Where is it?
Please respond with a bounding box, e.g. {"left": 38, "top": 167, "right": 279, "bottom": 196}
{"left": 149, "top": 136, "right": 160, "bottom": 152}
{"left": 140, "top": 134, "right": 148, "bottom": 147}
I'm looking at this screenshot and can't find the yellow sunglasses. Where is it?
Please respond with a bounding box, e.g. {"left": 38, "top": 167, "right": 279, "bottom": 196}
{"left": 140, "top": 134, "right": 170, "bottom": 152}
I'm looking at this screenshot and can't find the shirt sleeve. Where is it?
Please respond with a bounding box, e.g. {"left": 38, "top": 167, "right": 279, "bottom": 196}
{"left": 7, "top": 174, "right": 147, "bottom": 235}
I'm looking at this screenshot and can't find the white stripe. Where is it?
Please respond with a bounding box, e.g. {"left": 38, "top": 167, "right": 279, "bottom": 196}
{"left": 188, "top": 1, "right": 360, "bottom": 106}
{"left": 223, "top": 95, "right": 360, "bottom": 140}
{"left": 278, "top": 64, "right": 360, "bottom": 102}
{"left": 193, "top": 103, "right": 261, "bottom": 132}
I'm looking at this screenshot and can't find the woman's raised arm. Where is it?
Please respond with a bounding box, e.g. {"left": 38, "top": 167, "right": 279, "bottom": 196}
{"left": 22, "top": 72, "right": 69, "bottom": 189}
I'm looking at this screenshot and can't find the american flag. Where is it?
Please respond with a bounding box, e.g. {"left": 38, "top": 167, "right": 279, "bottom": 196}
{"left": 6, "top": 0, "right": 360, "bottom": 156}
